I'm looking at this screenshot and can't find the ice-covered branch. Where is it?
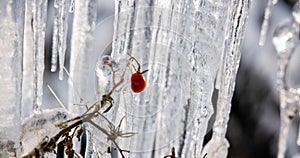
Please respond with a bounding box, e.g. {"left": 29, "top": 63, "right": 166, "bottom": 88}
{"left": 272, "top": 1, "right": 300, "bottom": 158}
{"left": 259, "top": 0, "right": 278, "bottom": 46}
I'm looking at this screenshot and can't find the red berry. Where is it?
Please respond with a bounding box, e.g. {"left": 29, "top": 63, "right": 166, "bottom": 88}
{"left": 131, "top": 72, "right": 146, "bottom": 93}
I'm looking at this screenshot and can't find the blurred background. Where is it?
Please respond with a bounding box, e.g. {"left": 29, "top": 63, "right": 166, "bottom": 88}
{"left": 41, "top": 0, "right": 300, "bottom": 157}
{"left": 227, "top": 0, "right": 300, "bottom": 157}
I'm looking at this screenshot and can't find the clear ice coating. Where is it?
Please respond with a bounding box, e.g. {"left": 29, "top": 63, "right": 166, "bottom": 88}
{"left": 107, "top": 0, "right": 250, "bottom": 157}
{"left": 0, "top": 0, "right": 251, "bottom": 157}
{"left": 111, "top": 3, "right": 214, "bottom": 157}
{"left": 91, "top": 55, "right": 132, "bottom": 157}
{"left": 272, "top": 1, "right": 300, "bottom": 158}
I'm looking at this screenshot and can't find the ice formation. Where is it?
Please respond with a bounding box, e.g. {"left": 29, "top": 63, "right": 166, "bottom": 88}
{"left": 259, "top": 0, "right": 278, "bottom": 46}
{"left": 0, "top": 0, "right": 23, "bottom": 157}
{"left": 68, "top": 0, "right": 97, "bottom": 114}
{"left": 202, "top": 1, "right": 249, "bottom": 158}
{"left": 110, "top": 1, "right": 249, "bottom": 157}
{"left": 32, "top": 0, "right": 48, "bottom": 112}
{"left": 51, "top": 0, "right": 72, "bottom": 80}
{"left": 272, "top": 1, "right": 300, "bottom": 158}
{"left": 0, "top": 0, "right": 251, "bottom": 157}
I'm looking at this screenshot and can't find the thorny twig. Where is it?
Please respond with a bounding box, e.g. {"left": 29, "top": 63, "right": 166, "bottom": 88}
{"left": 22, "top": 57, "right": 139, "bottom": 158}
{"left": 88, "top": 117, "right": 136, "bottom": 158}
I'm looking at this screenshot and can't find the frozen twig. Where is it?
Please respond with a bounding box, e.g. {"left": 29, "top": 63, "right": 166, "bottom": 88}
{"left": 21, "top": 57, "right": 139, "bottom": 158}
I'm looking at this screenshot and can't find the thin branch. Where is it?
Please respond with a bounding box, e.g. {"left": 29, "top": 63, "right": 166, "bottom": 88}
{"left": 64, "top": 67, "right": 85, "bottom": 105}
{"left": 87, "top": 120, "right": 110, "bottom": 136}
{"left": 47, "top": 84, "right": 66, "bottom": 110}
{"left": 23, "top": 57, "right": 140, "bottom": 158}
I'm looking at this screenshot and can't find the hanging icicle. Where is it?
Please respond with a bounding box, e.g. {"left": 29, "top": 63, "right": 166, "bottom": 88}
{"left": 259, "top": 0, "right": 278, "bottom": 46}
{"left": 51, "top": 0, "right": 70, "bottom": 80}
{"left": 202, "top": 1, "right": 250, "bottom": 158}
{"left": 69, "top": 0, "right": 97, "bottom": 114}
{"left": 58, "top": 0, "right": 70, "bottom": 80}
{"left": 32, "top": 0, "right": 48, "bottom": 112}
{"left": 51, "top": 0, "right": 60, "bottom": 72}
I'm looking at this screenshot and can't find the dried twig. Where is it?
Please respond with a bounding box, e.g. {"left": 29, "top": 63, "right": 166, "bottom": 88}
{"left": 22, "top": 57, "right": 139, "bottom": 158}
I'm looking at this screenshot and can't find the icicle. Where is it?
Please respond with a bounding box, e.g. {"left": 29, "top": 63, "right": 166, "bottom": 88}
{"left": 22, "top": 1, "right": 35, "bottom": 118}
{"left": 69, "top": 0, "right": 97, "bottom": 115}
{"left": 259, "top": 0, "right": 275, "bottom": 46}
{"left": 69, "top": 1, "right": 98, "bottom": 155}
{"left": 0, "top": 0, "right": 23, "bottom": 156}
{"left": 58, "top": 0, "right": 70, "bottom": 80}
{"left": 32, "top": 0, "right": 48, "bottom": 112}
{"left": 51, "top": 0, "right": 70, "bottom": 80}
{"left": 51, "top": 0, "right": 60, "bottom": 72}
{"left": 202, "top": 0, "right": 250, "bottom": 158}
{"left": 111, "top": 0, "right": 251, "bottom": 157}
